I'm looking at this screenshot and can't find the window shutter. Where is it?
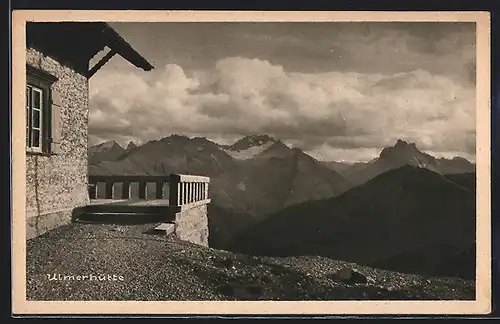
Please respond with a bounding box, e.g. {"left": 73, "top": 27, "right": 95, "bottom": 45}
{"left": 50, "top": 90, "right": 62, "bottom": 154}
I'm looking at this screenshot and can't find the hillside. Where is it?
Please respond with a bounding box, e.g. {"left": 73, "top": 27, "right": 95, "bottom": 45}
{"left": 232, "top": 165, "right": 476, "bottom": 280}
{"left": 321, "top": 161, "right": 367, "bottom": 178}
{"left": 88, "top": 134, "right": 350, "bottom": 249}
{"left": 444, "top": 172, "right": 476, "bottom": 192}
{"left": 27, "top": 221, "right": 475, "bottom": 301}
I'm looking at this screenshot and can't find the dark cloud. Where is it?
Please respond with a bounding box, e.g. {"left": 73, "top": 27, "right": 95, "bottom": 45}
{"left": 102, "top": 22, "right": 475, "bottom": 77}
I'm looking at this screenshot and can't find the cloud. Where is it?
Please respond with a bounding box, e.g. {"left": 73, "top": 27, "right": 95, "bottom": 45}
{"left": 106, "top": 22, "right": 475, "bottom": 85}
{"left": 89, "top": 56, "right": 475, "bottom": 162}
{"left": 235, "top": 22, "right": 475, "bottom": 84}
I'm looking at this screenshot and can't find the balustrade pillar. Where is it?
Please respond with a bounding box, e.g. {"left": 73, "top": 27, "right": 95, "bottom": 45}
{"left": 88, "top": 183, "right": 97, "bottom": 199}
{"left": 168, "top": 174, "right": 180, "bottom": 206}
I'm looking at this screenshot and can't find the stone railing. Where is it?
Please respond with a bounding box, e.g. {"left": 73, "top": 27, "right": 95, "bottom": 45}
{"left": 88, "top": 174, "right": 210, "bottom": 207}
{"left": 167, "top": 174, "right": 210, "bottom": 206}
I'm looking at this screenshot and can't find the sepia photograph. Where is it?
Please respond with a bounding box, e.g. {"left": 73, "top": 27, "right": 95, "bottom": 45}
{"left": 12, "top": 10, "right": 491, "bottom": 315}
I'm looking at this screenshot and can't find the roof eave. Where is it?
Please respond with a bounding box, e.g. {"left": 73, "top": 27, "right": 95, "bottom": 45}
{"left": 100, "top": 23, "right": 154, "bottom": 72}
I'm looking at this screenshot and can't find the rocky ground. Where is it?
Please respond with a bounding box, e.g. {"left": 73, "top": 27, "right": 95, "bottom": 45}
{"left": 26, "top": 222, "right": 475, "bottom": 301}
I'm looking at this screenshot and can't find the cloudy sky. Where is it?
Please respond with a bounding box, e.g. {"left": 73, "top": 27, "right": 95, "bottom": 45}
{"left": 88, "top": 22, "right": 476, "bottom": 162}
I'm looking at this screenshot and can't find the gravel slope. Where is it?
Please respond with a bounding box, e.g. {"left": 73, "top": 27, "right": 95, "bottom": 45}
{"left": 26, "top": 222, "right": 475, "bottom": 301}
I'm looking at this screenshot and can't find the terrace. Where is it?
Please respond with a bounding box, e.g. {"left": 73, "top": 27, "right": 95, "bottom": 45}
{"left": 73, "top": 174, "right": 211, "bottom": 245}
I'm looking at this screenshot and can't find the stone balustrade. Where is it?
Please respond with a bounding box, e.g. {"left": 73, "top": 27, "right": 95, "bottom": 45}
{"left": 88, "top": 174, "right": 210, "bottom": 207}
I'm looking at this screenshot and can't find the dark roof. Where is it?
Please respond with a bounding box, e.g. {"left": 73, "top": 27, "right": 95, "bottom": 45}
{"left": 26, "top": 22, "right": 154, "bottom": 77}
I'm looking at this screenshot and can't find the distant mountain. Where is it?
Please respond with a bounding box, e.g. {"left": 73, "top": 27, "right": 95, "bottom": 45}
{"left": 249, "top": 145, "right": 351, "bottom": 208}
{"left": 347, "top": 139, "right": 439, "bottom": 185}
{"left": 126, "top": 141, "right": 137, "bottom": 150}
{"left": 222, "top": 134, "right": 276, "bottom": 150}
{"left": 88, "top": 140, "right": 125, "bottom": 164}
{"left": 331, "top": 140, "right": 475, "bottom": 186}
{"left": 88, "top": 134, "right": 350, "bottom": 249}
{"left": 89, "top": 134, "right": 235, "bottom": 177}
{"left": 116, "top": 141, "right": 140, "bottom": 160}
{"left": 321, "top": 161, "right": 368, "bottom": 178}
{"left": 253, "top": 140, "right": 295, "bottom": 160}
{"left": 232, "top": 165, "right": 476, "bottom": 279}
{"left": 437, "top": 156, "right": 476, "bottom": 174}
{"left": 220, "top": 134, "right": 279, "bottom": 160}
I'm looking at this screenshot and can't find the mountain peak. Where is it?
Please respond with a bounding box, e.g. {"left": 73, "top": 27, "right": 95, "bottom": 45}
{"left": 245, "top": 134, "right": 277, "bottom": 143}
{"left": 451, "top": 156, "right": 471, "bottom": 163}
{"left": 394, "top": 139, "right": 416, "bottom": 148}
{"left": 380, "top": 139, "right": 420, "bottom": 157}
{"left": 91, "top": 140, "right": 123, "bottom": 151}
{"left": 374, "top": 139, "right": 438, "bottom": 173}
{"left": 159, "top": 134, "right": 191, "bottom": 144}
{"left": 192, "top": 136, "right": 213, "bottom": 144}
{"left": 168, "top": 134, "right": 190, "bottom": 140}
{"left": 104, "top": 139, "right": 119, "bottom": 146}
{"left": 88, "top": 140, "right": 126, "bottom": 164}
{"left": 126, "top": 141, "right": 137, "bottom": 150}
{"left": 228, "top": 134, "right": 278, "bottom": 151}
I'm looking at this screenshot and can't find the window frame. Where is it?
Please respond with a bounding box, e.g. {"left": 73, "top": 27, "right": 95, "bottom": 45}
{"left": 26, "top": 84, "right": 45, "bottom": 153}
{"left": 26, "top": 66, "right": 57, "bottom": 155}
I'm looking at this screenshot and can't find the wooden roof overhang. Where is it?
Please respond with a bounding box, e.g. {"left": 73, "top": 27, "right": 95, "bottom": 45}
{"left": 26, "top": 22, "right": 154, "bottom": 78}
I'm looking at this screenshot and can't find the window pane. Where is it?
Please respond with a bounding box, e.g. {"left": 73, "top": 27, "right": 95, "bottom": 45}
{"left": 32, "top": 109, "right": 40, "bottom": 129}
{"left": 27, "top": 86, "right": 32, "bottom": 108}
{"left": 26, "top": 111, "right": 30, "bottom": 147}
{"left": 26, "top": 87, "right": 32, "bottom": 147}
{"left": 32, "top": 129, "right": 40, "bottom": 148}
{"left": 33, "top": 90, "right": 41, "bottom": 109}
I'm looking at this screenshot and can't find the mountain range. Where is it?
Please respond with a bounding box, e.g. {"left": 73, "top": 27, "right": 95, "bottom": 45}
{"left": 88, "top": 134, "right": 350, "bottom": 248}
{"left": 321, "top": 139, "right": 475, "bottom": 185}
{"left": 88, "top": 135, "right": 476, "bottom": 268}
{"left": 232, "top": 165, "right": 476, "bottom": 279}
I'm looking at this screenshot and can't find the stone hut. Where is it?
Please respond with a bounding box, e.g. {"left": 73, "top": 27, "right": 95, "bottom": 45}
{"left": 25, "top": 22, "right": 154, "bottom": 239}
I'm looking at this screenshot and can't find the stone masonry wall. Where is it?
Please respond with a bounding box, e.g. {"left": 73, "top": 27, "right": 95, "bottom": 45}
{"left": 26, "top": 48, "right": 90, "bottom": 238}
{"left": 175, "top": 203, "right": 209, "bottom": 247}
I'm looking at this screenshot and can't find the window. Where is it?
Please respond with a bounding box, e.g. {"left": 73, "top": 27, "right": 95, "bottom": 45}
{"left": 26, "top": 65, "right": 61, "bottom": 155}
{"left": 26, "top": 85, "right": 44, "bottom": 151}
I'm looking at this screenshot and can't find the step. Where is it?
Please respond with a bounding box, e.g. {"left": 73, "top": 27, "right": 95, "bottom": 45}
{"left": 75, "top": 211, "right": 171, "bottom": 225}
{"left": 151, "top": 223, "right": 176, "bottom": 236}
